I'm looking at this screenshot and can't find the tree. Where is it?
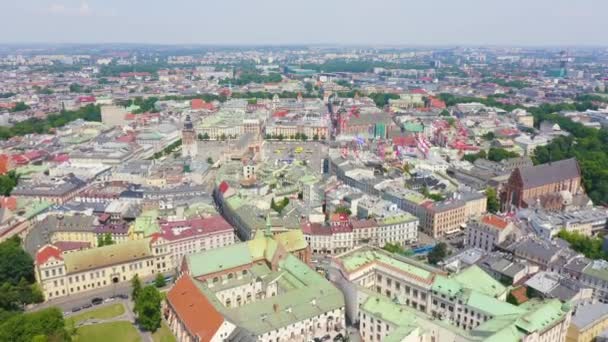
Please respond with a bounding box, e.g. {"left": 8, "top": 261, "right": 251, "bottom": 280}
{"left": 427, "top": 243, "right": 448, "bottom": 265}
{"left": 482, "top": 132, "right": 496, "bottom": 141}
{"left": 486, "top": 187, "right": 500, "bottom": 214}
{"left": 439, "top": 109, "right": 450, "bottom": 117}
{"left": 0, "top": 170, "right": 20, "bottom": 196}
{"left": 277, "top": 134, "right": 284, "bottom": 141}
{"left": 313, "top": 134, "right": 319, "bottom": 141}
{"left": 207, "top": 157, "right": 213, "bottom": 164}
{"left": 487, "top": 148, "right": 518, "bottom": 162}
{"left": 557, "top": 230, "right": 608, "bottom": 260}
{"left": 0, "top": 307, "right": 70, "bottom": 342}
{"left": 304, "top": 82, "right": 313, "bottom": 93}
{"left": 463, "top": 150, "right": 487, "bottom": 163}
{"left": 131, "top": 274, "right": 142, "bottom": 301}
{"left": 154, "top": 273, "right": 166, "bottom": 288}
{"left": 103, "top": 233, "right": 114, "bottom": 246}
{"left": 11, "top": 102, "right": 30, "bottom": 112}
{"left": 506, "top": 292, "right": 519, "bottom": 306}
{"left": 134, "top": 285, "right": 162, "bottom": 332}
{"left": 220, "top": 133, "right": 227, "bottom": 141}
{"left": 0, "top": 236, "right": 35, "bottom": 285}
{"left": 334, "top": 206, "right": 352, "bottom": 216}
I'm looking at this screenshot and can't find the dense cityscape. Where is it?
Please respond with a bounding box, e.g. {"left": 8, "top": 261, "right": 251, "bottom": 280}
{"left": 0, "top": 43, "right": 608, "bottom": 342}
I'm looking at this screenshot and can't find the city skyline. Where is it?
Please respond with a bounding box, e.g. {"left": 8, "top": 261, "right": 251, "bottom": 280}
{"left": 2, "top": 0, "right": 607, "bottom": 46}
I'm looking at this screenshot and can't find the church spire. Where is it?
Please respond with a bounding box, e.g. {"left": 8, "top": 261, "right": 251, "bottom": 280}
{"left": 265, "top": 214, "right": 272, "bottom": 237}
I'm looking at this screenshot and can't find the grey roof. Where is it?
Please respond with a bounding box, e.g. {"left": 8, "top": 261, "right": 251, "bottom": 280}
{"left": 571, "top": 303, "right": 608, "bottom": 330}
{"left": 510, "top": 237, "right": 563, "bottom": 264}
{"left": 518, "top": 158, "right": 580, "bottom": 189}
{"left": 24, "top": 214, "right": 96, "bottom": 255}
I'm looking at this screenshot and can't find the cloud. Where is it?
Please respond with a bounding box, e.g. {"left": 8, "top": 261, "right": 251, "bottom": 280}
{"left": 47, "top": 1, "right": 95, "bottom": 17}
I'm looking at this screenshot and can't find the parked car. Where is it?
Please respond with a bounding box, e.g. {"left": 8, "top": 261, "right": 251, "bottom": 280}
{"left": 71, "top": 307, "right": 81, "bottom": 313}
{"left": 321, "top": 335, "right": 331, "bottom": 341}
{"left": 104, "top": 297, "right": 115, "bottom": 303}
{"left": 91, "top": 297, "right": 103, "bottom": 305}
{"left": 82, "top": 303, "right": 92, "bottom": 309}
{"left": 116, "top": 294, "right": 128, "bottom": 299}
{"left": 333, "top": 333, "right": 344, "bottom": 341}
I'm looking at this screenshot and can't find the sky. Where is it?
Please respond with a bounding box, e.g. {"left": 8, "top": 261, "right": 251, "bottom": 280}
{"left": 1, "top": 0, "right": 606, "bottom": 46}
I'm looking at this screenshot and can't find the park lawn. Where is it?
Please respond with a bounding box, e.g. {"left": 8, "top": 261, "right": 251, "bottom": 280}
{"left": 152, "top": 322, "right": 176, "bottom": 342}
{"left": 74, "top": 321, "right": 141, "bottom": 342}
{"left": 68, "top": 303, "right": 125, "bottom": 324}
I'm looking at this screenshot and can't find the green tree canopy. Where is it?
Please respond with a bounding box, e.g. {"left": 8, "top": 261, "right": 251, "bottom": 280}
{"left": 0, "top": 307, "right": 69, "bottom": 342}
{"left": 131, "top": 274, "right": 142, "bottom": 301}
{"left": 427, "top": 243, "right": 448, "bottom": 265}
{"left": 154, "top": 274, "right": 166, "bottom": 288}
{"left": 486, "top": 187, "right": 500, "bottom": 214}
{"left": 134, "top": 285, "right": 162, "bottom": 332}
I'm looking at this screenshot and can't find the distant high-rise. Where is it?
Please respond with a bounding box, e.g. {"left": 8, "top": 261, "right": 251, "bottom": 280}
{"left": 181, "top": 115, "right": 198, "bottom": 158}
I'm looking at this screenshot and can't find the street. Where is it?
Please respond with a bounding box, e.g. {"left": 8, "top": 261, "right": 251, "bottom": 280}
{"left": 28, "top": 273, "right": 172, "bottom": 313}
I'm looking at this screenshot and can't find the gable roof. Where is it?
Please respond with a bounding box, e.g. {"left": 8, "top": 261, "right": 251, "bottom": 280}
{"left": 167, "top": 275, "right": 224, "bottom": 341}
{"left": 517, "top": 158, "right": 580, "bottom": 189}
{"left": 62, "top": 238, "right": 152, "bottom": 274}
{"left": 35, "top": 244, "right": 63, "bottom": 265}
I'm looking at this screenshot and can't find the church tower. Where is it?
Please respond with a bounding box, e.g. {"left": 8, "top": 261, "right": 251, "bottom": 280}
{"left": 181, "top": 115, "right": 198, "bottom": 158}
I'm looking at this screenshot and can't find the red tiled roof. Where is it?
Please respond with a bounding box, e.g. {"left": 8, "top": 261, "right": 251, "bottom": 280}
{"left": 77, "top": 96, "right": 96, "bottom": 103}
{"left": 0, "top": 196, "right": 17, "bottom": 210}
{"left": 167, "top": 276, "right": 224, "bottom": 342}
{"left": 53, "top": 241, "right": 90, "bottom": 252}
{"left": 11, "top": 154, "right": 29, "bottom": 165}
{"left": 273, "top": 110, "right": 289, "bottom": 118}
{"left": 392, "top": 136, "right": 417, "bottom": 147}
{"left": 482, "top": 214, "right": 510, "bottom": 230}
{"left": 35, "top": 245, "right": 63, "bottom": 265}
{"left": 218, "top": 181, "right": 229, "bottom": 194}
{"left": 509, "top": 286, "right": 528, "bottom": 304}
{"left": 301, "top": 221, "right": 332, "bottom": 235}
{"left": 52, "top": 154, "right": 70, "bottom": 163}
{"left": 156, "top": 216, "right": 233, "bottom": 241}
{"left": 191, "top": 99, "right": 215, "bottom": 110}
{"left": 351, "top": 219, "right": 377, "bottom": 229}
{"left": 330, "top": 213, "right": 349, "bottom": 223}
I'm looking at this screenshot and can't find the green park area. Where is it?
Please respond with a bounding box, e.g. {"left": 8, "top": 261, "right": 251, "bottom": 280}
{"left": 67, "top": 303, "right": 126, "bottom": 324}
{"left": 73, "top": 321, "right": 141, "bottom": 342}
{"left": 152, "top": 322, "right": 177, "bottom": 342}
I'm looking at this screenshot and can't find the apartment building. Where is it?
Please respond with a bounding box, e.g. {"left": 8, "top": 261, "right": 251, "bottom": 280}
{"left": 166, "top": 229, "right": 344, "bottom": 342}
{"left": 35, "top": 238, "right": 157, "bottom": 300}
{"left": 151, "top": 215, "right": 236, "bottom": 273}
{"left": 465, "top": 214, "right": 514, "bottom": 252}
{"left": 301, "top": 213, "right": 418, "bottom": 255}
{"left": 331, "top": 246, "right": 572, "bottom": 342}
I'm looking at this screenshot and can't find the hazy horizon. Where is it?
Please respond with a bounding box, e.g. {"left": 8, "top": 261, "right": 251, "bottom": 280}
{"left": 1, "top": 0, "right": 606, "bottom": 46}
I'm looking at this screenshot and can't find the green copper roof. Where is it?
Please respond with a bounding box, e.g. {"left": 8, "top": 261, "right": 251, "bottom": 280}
{"left": 515, "top": 299, "right": 569, "bottom": 333}
{"left": 361, "top": 295, "right": 418, "bottom": 327}
{"left": 466, "top": 291, "right": 524, "bottom": 317}
{"left": 402, "top": 122, "right": 424, "bottom": 133}
{"left": 432, "top": 275, "right": 462, "bottom": 298}
{"left": 187, "top": 243, "right": 253, "bottom": 277}
{"left": 341, "top": 249, "right": 434, "bottom": 281}
{"left": 132, "top": 215, "right": 160, "bottom": 236}
{"left": 453, "top": 265, "right": 507, "bottom": 298}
